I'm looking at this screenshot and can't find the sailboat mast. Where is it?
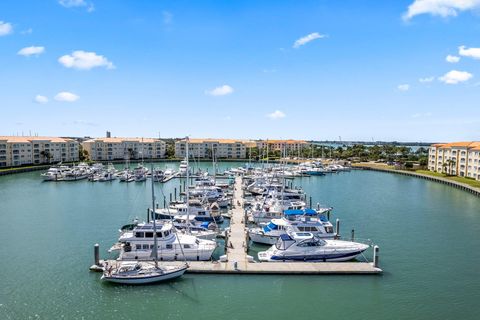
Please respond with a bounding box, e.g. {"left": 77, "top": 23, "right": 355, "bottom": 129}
{"left": 185, "top": 137, "right": 190, "bottom": 234}
{"left": 151, "top": 163, "right": 158, "bottom": 267}
{"left": 212, "top": 147, "right": 216, "bottom": 185}
{"left": 266, "top": 139, "right": 269, "bottom": 167}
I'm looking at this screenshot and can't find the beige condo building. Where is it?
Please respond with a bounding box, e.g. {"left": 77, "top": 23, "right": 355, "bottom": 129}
{"left": 0, "top": 136, "right": 79, "bottom": 167}
{"left": 175, "top": 138, "right": 255, "bottom": 159}
{"left": 256, "top": 139, "right": 310, "bottom": 153}
{"left": 428, "top": 142, "right": 480, "bottom": 180}
{"left": 82, "top": 137, "right": 166, "bottom": 161}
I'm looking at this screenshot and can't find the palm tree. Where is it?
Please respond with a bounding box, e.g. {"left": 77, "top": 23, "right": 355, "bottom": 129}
{"left": 445, "top": 159, "right": 456, "bottom": 176}
{"left": 40, "top": 150, "right": 52, "bottom": 164}
{"left": 442, "top": 161, "right": 447, "bottom": 174}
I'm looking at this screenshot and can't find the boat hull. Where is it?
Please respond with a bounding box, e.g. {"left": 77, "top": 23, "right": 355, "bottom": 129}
{"left": 120, "top": 246, "right": 216, "bottom": 261}
{"left": 101, "top": 266, "right": 187, "bottom": 284}
{"left": 249, "top": 231, "right": 278, "bottom": 245}
{"left": 258, "top": 249, "right": 366, "bottom": 262}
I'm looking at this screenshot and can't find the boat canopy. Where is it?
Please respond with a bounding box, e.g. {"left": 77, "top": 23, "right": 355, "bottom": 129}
{"left": 284, "top": 209, "right": 317, "bottom": 216}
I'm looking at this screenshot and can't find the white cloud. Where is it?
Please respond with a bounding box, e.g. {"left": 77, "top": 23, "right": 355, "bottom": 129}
{"left": 446, "top": 54, "right": 460, "bottom": 63}
{"left": 419, "top": 76, "right": 435, "bottom": 83}
{"left": 54, "top": 91, "right": 79, "bottom": 102}
{"left": 205, "top": 85, "right": 234, "bottom": 96}
{"left": 162, "top": 11, "right": 173, "bottom": 25}
{"left": 262, "top": 68, "right": 277, "bottom": 73}
{"left": 0, "top": 21, "right": 13, "bottom": 36}
{"left": 59, "top": 0, "right": 95, "bottom": 12}
{"left": 21, "top": 28, "right": 33, "bottom": 35}
{"left": 397, "top": 84, "right": 410, "bottom": 91}
{"left": 17, "top": 46, "right": 45, "bottom": 57}
{"left": 438, "top": 70, "right": 473, "bottom": 84}
{"left": 459, "top": 45, "right": 480, "bottom": 59}
{"left": 34, "top": 95, "right": 48, "bottom": 104}
{"left": 403, "top": 0, "right": 480, "bottom": 20}
{"left": 58, "top": 51, "right": 114, "bottom": 70}
{"left": 267, "top": 110, "right": 286, "bottom": 120}
{"left": 412, "top": 112, "right": 432, "bottom": 118}
{"left": 293, "top": 32, "right": 326, "bottom": 49}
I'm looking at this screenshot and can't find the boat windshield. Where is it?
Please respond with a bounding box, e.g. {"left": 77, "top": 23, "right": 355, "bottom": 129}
{"left": 263, "top": 222, "right": 277, "bottom": 232}
{"left": 275, "top": 234, "right": 295, "bottom": 250}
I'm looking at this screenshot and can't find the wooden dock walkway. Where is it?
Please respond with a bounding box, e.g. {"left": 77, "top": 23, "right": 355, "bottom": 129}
{"left": 225, "top": 176, "right": 250, "bottom": 270}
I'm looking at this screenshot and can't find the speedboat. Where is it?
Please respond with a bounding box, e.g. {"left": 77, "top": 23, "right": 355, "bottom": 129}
{"left": 248, "top": 214, "right": 335, "bottom": 245}
{"left": 179, "top": 159, "right": 189, "bottom": 175}
{"left": 101, "top": 261, "right": 187, "bottom": 284}
{"left": 258, "top": 232, "right": 369, "bottom": 262}
{"left": 41, "top": 166, "right": 69, "bottom": 181}
{"left": 98, "top": 171, "right": 116, "bottom": 182}
{"left": 154, "top": 201, "right": 224, "bottom": 223}
{"left": 151, "top": 168, "right": 164, "bottom": 182}
{"left": 119, "top": 170, "right": 135, "bottom": 182}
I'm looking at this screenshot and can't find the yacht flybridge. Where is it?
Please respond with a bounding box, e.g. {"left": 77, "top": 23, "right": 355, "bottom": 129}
{"left": 114, "top": 220, "right": 217, "bottom": 261}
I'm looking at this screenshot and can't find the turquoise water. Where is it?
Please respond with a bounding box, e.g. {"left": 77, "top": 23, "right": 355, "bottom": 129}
{"left": 1, "top": 163, "right": 480, "bottom": 319}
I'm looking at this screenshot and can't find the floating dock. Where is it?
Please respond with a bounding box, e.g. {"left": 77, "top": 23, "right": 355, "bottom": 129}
{"left": 92, "top": 176, "right": 382, "bottom": 275}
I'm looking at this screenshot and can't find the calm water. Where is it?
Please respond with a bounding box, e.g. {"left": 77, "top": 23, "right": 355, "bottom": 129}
{"left": 1, "top": 162, "right": 479, "bottom": 319}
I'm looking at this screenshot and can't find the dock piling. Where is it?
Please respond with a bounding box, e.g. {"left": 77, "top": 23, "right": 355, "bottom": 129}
{"left": 336, "top": 219, "right": 340, "bottom": 237}
{"left": 351, "top": 229, "right": 355, "bottom": 241}
{"left": 94, "top": 243, "right": 99, "bottom": 266}
{"left": 373, "top": 245, "right": 379, "bottom": 268}
{"left": 174, "top": 188, "right": 177, "bottom": 200}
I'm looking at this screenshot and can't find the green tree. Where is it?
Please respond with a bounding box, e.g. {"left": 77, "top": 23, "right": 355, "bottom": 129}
{"left": 164, "top": 140, "right": 175, "bottom": 159}
{"left": 79, "top": 145, "right": 89, "bottom": 161}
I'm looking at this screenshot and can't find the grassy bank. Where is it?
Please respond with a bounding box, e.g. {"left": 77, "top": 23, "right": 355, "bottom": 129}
{"left": 353, "top": 162, "right": 480, "bottom": 190}
{"left": 414, "top": 170, "right": 480, "bottom": 189}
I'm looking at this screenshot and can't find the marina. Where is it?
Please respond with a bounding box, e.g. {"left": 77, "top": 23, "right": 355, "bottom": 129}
{"left": 1, "top": 161, "right": 480, "bottom": 319}
{"left": 88, "top": 150, "right": 381, "bottom": 276}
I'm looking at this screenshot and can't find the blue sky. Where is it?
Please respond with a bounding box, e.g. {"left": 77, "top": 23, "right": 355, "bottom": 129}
{"left": 1, "top": 0, "right": 480, "bottom": 142}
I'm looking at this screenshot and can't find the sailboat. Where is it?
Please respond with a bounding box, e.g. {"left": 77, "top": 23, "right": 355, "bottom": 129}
{"left": 101, "top": 165, "right": 188, "bottom": 284}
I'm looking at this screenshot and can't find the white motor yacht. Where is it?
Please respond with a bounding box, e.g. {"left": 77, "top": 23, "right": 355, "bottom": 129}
{"left": 248, "top": 214, "right": 335, "bottom": 245}
{"left": 258, "top": 232, "right": 369, "bottom": 262}
{"left": 116, "top": 221, "right": 217, "bottom": 261}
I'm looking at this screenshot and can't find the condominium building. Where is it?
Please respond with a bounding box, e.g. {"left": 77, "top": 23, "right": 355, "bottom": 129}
{"left": 256, "top": 140, "right": 310, "bottom": 153}
{"left": 0, "top": 136, "right": 79, "bottom": 167}
{"left": 428, "top": 142, "right": 480, "bottom": 180}
{"left": 175, "top": 139, "right": 255, "bottom": 159}
{"left": 82, "top": 137, "right": 166, "bottom": 161}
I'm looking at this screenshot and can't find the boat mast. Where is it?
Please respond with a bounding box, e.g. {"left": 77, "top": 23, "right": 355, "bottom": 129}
{"left": 150, "top": 163, "right": 158, "bottom": 268}
{"left": 141, "top": 137, "right": 144, "bottom": 167}
{"left": 185, "top": 137, "right": 190, "bottom": 234}
{"left": 281, "top": 143, "right": 285, "bottom": 206}
{"left": 266, "top": 139, "right": 269, "bottom": 167}
{"left": 212, "top": 146, "right": 216, "bottom": 185}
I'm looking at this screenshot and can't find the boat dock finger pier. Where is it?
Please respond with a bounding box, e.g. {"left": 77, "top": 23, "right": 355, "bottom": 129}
{"left": 92, "top": 176, "right": 382, "bottom": 275}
